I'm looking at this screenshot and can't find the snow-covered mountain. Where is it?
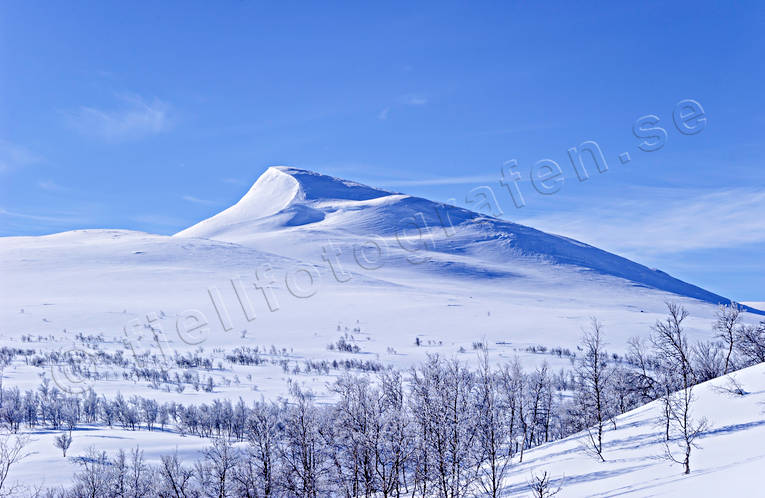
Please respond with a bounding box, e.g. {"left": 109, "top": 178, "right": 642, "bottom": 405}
{"left": 3, "top": 167, "right": 761, "bottom": 358}
{"left": 177, "top": 166, "right": 740, "bottom": 307}
{"left": 3, "top": 166, "right": 760, "bottom": 363}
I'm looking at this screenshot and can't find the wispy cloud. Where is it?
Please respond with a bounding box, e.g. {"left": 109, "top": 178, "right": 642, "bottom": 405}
{"left": 379, "top": 174, "right": 498, "bottom": 187}
{"left": 377, "top": 94, "right": 428, "bottom": 120}
{"left": 516, "top": 187, "right": 765, "bottom": 255}
{"left": 400, "top": 94, "right": 428, "bottom": 106}
{"left": 0, "top": 140, "right": 42, "bottom": 173}
{"left": 471, "top": 123, "right": 558, "bottom": 137}
{"left": 65, "top": 93, "right": 171, "bottom": 141}
{"left": 0, "top": 207, "right": 89, "bottom": 225}
{"left": 182, "top": 195, "right": 218, "bottom": 206}
{"left": 38, "top": 179, "right": 67, "bottom": 192}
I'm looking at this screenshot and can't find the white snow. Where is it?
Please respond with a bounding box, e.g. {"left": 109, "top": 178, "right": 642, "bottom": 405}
{"left": 1, "top": 167, "right": 762, "bottom": 492}
{"left": 2, "top": 169, "right": 760, "bottom": 398}
{"left": 8, "top": 352, "right": 765, "bottom": 495}
{"left": 742, "top": 301, "right": 765, "bottom": 310}
{"left": 501, "top": 363, "right": 765, "bottom": 497}
{"left": 176, "top": 167, "right": 749, "bottom": 308}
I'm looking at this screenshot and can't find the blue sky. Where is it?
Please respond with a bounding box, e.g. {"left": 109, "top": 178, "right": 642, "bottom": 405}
{"left": 1, "top": 1, "right": 763, "bottom": 300}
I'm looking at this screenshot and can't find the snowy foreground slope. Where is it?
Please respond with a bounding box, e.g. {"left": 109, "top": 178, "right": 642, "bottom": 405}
{"left": 501, "top": 363, "right": 765, "bottom": 497}
{"left": 9, "top": 359, "right": 765, "bottom": 493}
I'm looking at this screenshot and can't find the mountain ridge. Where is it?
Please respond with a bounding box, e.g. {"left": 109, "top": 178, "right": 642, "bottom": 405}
{"left": 175, "top": 167, "right": 761, "bottom": 313}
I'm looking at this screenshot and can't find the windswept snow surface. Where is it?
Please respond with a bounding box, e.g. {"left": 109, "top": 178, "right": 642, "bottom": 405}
{"left": 501, "top": 363, "right": 765, "bottom": 497}
{"left": 1, "top": 169, "right": 761, "bottom": 402}
{"left": 1, "top": 167, "right": 764, "bottom": 491}
{"left": 178, "top": 167, "right": 748, "bottom": 307}
{"left": 743, "top": 301, "right": 765, "bottom": 310}
{"left": 2, "top": 168, "right": 760, "bottom": 384}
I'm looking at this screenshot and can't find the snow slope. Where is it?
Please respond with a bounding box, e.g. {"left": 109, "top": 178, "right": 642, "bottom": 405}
{"left": 7, "top": 353, "right": 765, "bottom": 493}
{"left": 2, "top": 169, "right": 762, "bottom": 398}
{"left": 1, "top": 168, "right": 762, "bottom": 402}
{"left": 177, "top": 167, "right": 751, "bottom": 308}
{"left": 1, "top": 167, "right": 764, "bottom": 493}
{"left": 3, "top": 226, "right": 730, "bottom": 371}
{"left": 501, "top": 362, "right": 765, "bottom": 497}
{"left": 743, "top": 301, "right": 765, "bottom": 311}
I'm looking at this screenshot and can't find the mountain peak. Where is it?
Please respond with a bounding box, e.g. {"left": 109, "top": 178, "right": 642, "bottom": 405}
{"left": 263, "top": 166, "right": 393, "bottom": 202}
{"left": 175, "top": 167, "right": 396, "bottom": 240}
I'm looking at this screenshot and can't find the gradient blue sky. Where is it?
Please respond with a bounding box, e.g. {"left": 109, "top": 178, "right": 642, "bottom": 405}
{"left": 1, "top": 1, "right": 763, "bottom": 300}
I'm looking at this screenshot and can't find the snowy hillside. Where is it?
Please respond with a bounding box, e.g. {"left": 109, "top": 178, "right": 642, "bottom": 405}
{"left": 177, "top": 167, "right": 743, "bottom": 306}
{"left": 6, "top": 360, "right": 764, "bottom": 495}
{"left": 0, "top": 167, "right": 763, "bottom": 495}
{"left": 1, "top": 168, "right": 761, "bottom": 403}
{"left": 500, "top": 362, "right": 765, "bottom": 497}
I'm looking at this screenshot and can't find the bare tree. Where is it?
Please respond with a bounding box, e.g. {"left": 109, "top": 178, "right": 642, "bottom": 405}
{"left": 626, "top": 336, "right": 659, "bottom": 404}
{"left": 281, "top": 385, "right": 327, "bottom": 498}
{"left": 72, "top": 448, "right": 112, "bottom": 497}
{"left": 474, "top": 347, "right": 512, "bottom": 498}
{"left": 609, "top": 366, "right": 638, "bottom": 415}
{"left": 370, "top": 370, "right": 412, "bottom": 498}
{"left": 54, "top": 432, "right": 72, "bottom": 457}
{"left": 498, "top": 359, "right": 523, "bottom": 459}
{"left": 663, "top": 382, "right": 708, "bottom": 474}
{"left": 692, "top": 340, "right": 725, "bottom": 382}
{"left": 652, "top": 303, "right": 694, "bottom": 391}
{"left": 713, "top": 302, "right": 742, "bottom": 374}
{"left": 0, "top": 434, "right": 31, "bottom": 497}
{"left": 713, "top": 374, "right": 747, "bottom": 397}
{"left": 524, "top": 365, "right": 552, "bottom": 450}
{"left": 735, "top": 321, "right": 765, "bottom": 365}
{"left": 409, "top": 355, "right": 478, "bottom": 498}
{"left": 575, "top": 318, "right": 613, "bottom": 462}
{"left": 197, "top": 437, "right": 238, "bottom": 497}
{"left": 126, "top": 446, "right": 152, "bottom": 498}
{"left": 652, "top": 302, "right": 695, "bottom": 440}
{"left": 112, "top": 449, "right": 129, "bottom": 497}
{"left": 328, "top": 374, "right": 376, "bottom": 497}
{"left": 527, "top": 470, "right": 562, "bottom": 497}
{"left": 158, "top": 451, "right": 195, "bottom": 498}
{"left": 238, "top": 401, "right": 281, "bottom": 497}
{"left": 652, "top": 302, "right": 707, "bottom": 474}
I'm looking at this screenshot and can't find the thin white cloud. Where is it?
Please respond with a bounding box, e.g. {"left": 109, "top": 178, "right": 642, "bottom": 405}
{"left": 377, "top": 94, "right": 428, "bottom": 119}
{"left": 472, "top": 123, "right": 558, "bottom": 137}
{"left": 182, "top": 195, "right": 218, "bottom": 206}
{"left": 516, "top": 187, "right": 765, "bottom": 255}
{"left": 400, "top": 94, "right": 428, "bottom": 106}
{"left": 380, "top": 175, "right": 498, "bottom": 187}
{"left": 0, "top": 140, "right": 42, "bottom": 173}
{"left": 0, "top": 207, "right": 87, "bottom": 224}
{"left": 38, "top": 179, "right": 67, "bottom": 192}
{"left": 66, "top": 93, "right": 171, "bottom": 141}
